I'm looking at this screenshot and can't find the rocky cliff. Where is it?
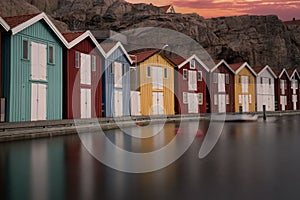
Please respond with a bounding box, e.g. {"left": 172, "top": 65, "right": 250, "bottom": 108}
{"left": 2, "top": 0, "right": 300, "bottom": 69}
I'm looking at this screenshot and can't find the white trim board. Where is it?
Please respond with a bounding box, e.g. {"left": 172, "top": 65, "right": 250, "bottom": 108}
{"left": 210, "top": 59, "right": 235, "bottom": 74}
{"left": 105, "top": 41, "right": 133, "bottom": 64}
{"left": 0, "top": 17, "right": 10, "bottom": 31}
{"left": 177, "top": 54, "right": 210, "bottom": 72}
{"left": 67, "top": 30, "right": 106, "bottom": 57}
{"left": 10, "top": 12, "right": 69, "bottom": 48}
{"left": 257, "top": 65, "right": 277, "bottom": 78}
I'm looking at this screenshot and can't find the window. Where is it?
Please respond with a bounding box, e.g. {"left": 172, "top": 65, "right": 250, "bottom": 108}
{"left": 238, "top": 76, "right": 241, "bottom": 83}
{"left": 280, "top": 79, "right": 285, "bottom": 95}
{"left": 214, "top": 94, "right": 218, "bottom": 105}
{"left": 111, "top": 63, "right": 114, "bottom": 74}
{"left": 198, "top": 71, "right": 202, "bottom": 81}
{"left": 183, "top": 69, "right": 188, "bottom": 80}
{"left": 269, "top": 78, "right": 272, "bottom": 85}
{"left": 225, "top": 74, "right": 229, "bottom": 84}
{"left": 226, "top": 94, "right": 230, "bottom": 105}
{"left": 183, "top": 92, "right": 188, "bottom": 104}
{"left": 198, "top": 93, "right": 203, "bottom": 105}
{"left": 238, "top": 95, "right": 242, "bottom": 104}
{"left": 213, "top": 73, "right": 218, "bottom": 83}
{"left": 260, "top": 77, "right": 263, "bottom": 84}
{"left": 123, "top": 64, "right": 126, "bottom": 75}
{"left": 91, "top": 55, "right": 96, "bottom": 72}
{"left": 164, "top": 68, "right": 168, "bottom": 78}
{"left": 22, "top": 39, "right": 29, "bottom": 60}
{"left": 75, "top": 51, "right": 80, "bottom": 68}
{"left": 190, "top": 59, "right": 196, "bottom": 69}
{"left": 147, "top": 66, "right": 151, "bottom": 77}
{"left": 49, "top": 45, "right": 54, "bottom": 64}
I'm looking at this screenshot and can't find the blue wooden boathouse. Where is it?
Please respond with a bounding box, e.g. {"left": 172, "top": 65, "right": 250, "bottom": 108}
{"left": 100, "top": 42, "right": 132, "bottom": 117}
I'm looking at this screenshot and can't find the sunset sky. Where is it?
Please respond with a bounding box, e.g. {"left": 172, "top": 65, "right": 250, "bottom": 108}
{"left": 126, "top": 0, "right": 300, "bottom": 21}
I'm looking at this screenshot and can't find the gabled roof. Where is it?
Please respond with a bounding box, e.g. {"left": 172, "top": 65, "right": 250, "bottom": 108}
{"left": 159, "top": 5, "right": 172, "bottom": 12}
{"left": 273, "top": 68, "right": 290, "bottom": 79}
{"left": 3, "top": 13, "right": 40, "bottom": 29}
{"left": 230, "top": 62, "right": 257, "bottom": 76}
{"left": 287, "top": 69, "right": 300, "bottom": 80}
{"left": 3, "top": 12, "right": 69, "bottom": 47}
{"left": 63, "top": 31, "right": 85, "bottom": 42}
{"left": 230, "top": 62, "right": 244, "bottom": 72}
{"left": 253, "top": 65, "right": 277, "bottom": 78}
{"left": 252, "top": 66, "right": 265, "bottom": 74}
{"left": 100, "top": 41, "right": 118, "bottom": 54}
{"left": 130, "top": 49, "right": 159, "bottom": 64}
{"left": 0, "top": 16, "right": 10, "bottom": 31}
{"left": 103, "top": 41, "right": 133, "bottom": 64}
{"left": 63, "top": 30, "right": 106, "bottom": 56}
{"left": 170, "top": 54, "right": 209, "bottom": 72}
{"left": 210, "top": 59, "right": 235, "bottom": 74}
{"left": 167, "top": 56, "right": 185, "bottom": 66}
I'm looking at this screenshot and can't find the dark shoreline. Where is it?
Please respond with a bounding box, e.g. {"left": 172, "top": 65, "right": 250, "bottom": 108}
{"left": 1, "top": 111, "right": 300, "bottom": 142}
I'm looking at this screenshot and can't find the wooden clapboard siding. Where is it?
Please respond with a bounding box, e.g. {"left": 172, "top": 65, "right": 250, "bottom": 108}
{"left": 2, "top": 21, "right": 63, "bottom": 122}
{"left": 255, "top": 67, "right": 276, "bottom": 112}
{"left": 288, "top": 70, "right": 300, "bottom": 110}
{"left": 63, "top": 36, "right": 103, "bottom": 119}
{"left": 138, "top": 53, "right": 175, "bottom": 115}
{"left": 210, "top": 62, "right": 235, "bottom": 113}
{"left": 174, "top": 58, "right": 208, "bottom": 114}
{"left": 103, "top": 47, "right": 131, "bottom": 117}
{"left": 274, "top": 70, "right": 290, "bottom": 111}
{"left": 234, "top": 66, "right": 256, "bottom": 112}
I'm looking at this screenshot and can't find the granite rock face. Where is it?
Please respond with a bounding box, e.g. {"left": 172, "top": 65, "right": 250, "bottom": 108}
{"left": 2, "top": 0, "right": 300, "bottom": 68}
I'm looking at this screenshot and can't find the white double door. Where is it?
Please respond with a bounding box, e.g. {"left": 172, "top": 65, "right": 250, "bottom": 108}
{"left": 292, "top": 95, "right": 298, "bottom": 110}
{"left": 188, "top": 93, "right": 198, "bottom": 114}
{"left": 260, "top": 95, "right": 274, "bottom": 111}
{"left": 152, "top": 92, "right": 164, "bottom": 115}
{"left": 31, "top": 42, "right": 47, "bottom": 121}
{"left": 80, "top": 53, "right": 92, "bottom": 118}
{"left": 240, "top": 95, "right": 249, "bottom": 112}
{"left": 80, "top": 88, "right": 91, "bottom": 118}
{"left": 218, "top": 94, "right": 226, "bottom": 113}
{"left": 130, "top": 91, "right": 141, "bottom": 116}
{"left": 31, "top": 83, "right": 47, "bottom": 121}
{"left": 114, "top": 90, "right": 123, "bottom": 117}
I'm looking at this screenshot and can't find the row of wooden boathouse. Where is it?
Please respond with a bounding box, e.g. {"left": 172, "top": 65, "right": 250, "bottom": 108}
{"left": 0, "top": 12, "right": 299, "bottom": 122}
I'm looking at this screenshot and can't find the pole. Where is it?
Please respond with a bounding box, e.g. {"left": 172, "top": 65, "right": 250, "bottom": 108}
{"left": 263, "top": 105, "right": 266, "bottom": 121}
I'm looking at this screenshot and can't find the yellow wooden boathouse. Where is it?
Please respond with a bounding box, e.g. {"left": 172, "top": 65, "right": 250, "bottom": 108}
{"left": 130, "top": 50, "right": 175, "bottom": 116}
{"left": 230, "top": 62, "right": 257, "bottom": 113}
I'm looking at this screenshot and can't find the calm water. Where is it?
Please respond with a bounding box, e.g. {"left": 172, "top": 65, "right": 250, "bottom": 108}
{"left": 1, "top": 116, "right": 300, "bottom": 200}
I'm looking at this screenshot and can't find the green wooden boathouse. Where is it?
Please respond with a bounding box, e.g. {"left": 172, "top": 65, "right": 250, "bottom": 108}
{"left": 2, "top": 13, "right": 68, "bottom": 122}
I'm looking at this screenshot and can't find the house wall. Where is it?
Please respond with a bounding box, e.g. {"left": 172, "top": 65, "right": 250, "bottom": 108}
{"left": 256, "top": 69, "right": 275, "bottom": 111}
{"left": 2, "top": 21, "right": 63, "bottom": 122}
{"left": 289, "top": 73, "right": 300, "bottom": 110}
{"left": 234, "top": 67, "right": 256, "bottom": 112}
{"left": 175, "top": 61, "right": 208, "bottom": 114}
{"left": 103, "top": 47, "right": 130, "bottom": 117}
{"left": 138, "top": 54, "right": 175, "bottom": 115}
{"left": 64, "top": 38, "right": 103, "bottom": 119}
{"left": 210, "top": 64, "right": 235, "bottom": 113}
{"left": 275, "top": 73, "right": 290, "bottom": 111}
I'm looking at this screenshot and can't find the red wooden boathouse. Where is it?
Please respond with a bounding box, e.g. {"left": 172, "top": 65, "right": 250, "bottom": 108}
{"left": 168, "top": 55, "right": 209, "bottom": 114}
{"left": 63, "top": 31, "right": 105, "bottom": 119}
{"left": 274, "top": 68, "right": 291, "bottom": 111}
{"left": 210, "top": 60, "right": 235, "bottom": 113}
